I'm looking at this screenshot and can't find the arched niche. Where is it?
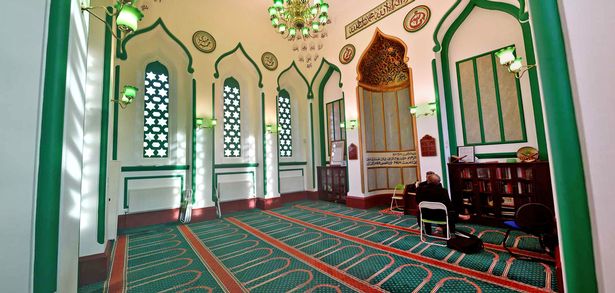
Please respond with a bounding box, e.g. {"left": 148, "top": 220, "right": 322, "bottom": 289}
{"left": 115, "top": 18, "right": 194, "bottom": 215}
{"left": 356, "top": 28, "right": 420, "bottom": 194}
{"left": 212, "top": 43, "right": 264, "bottom": 200}
{"left": 277, "top": 62, "right": 312, "bottom": 194}
{"left": 116, "top": 19, "right": 193, "bottom": 168}
{"left": 310, "top": 58, "right": 344, "bottom": 171}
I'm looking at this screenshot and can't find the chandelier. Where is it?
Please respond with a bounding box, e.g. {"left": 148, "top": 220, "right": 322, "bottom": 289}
{"left": 268, "top": 0, "right": 330, "bottom": 40}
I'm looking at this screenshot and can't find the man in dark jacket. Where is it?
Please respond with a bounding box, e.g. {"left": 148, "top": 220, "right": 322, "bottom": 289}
{"left": 416, "top": 173, "right": 456, "bottom": 236}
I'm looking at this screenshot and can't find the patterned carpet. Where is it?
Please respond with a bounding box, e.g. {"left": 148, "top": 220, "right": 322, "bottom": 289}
{"left": 80, "top": 200, "right": 557, "bottom": 292}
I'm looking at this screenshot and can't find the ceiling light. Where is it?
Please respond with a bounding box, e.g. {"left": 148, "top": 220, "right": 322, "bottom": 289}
{"left": 268, "top": 0, "right": 330, "bottom": 40}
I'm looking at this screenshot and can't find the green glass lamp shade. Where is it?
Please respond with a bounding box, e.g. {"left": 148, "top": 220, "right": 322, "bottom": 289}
{"left": 319, "top": 14, "right": 328, "bottom": 24}
{"left": 289, "top": 27, "right": 297, "bottom": 37}
{"left": 348, "top": 120, "right": 357, "bottom": 129}
{"left": 278, "top": 24, "right": 287, "bottom": 33}
{"left": 320, "top": 3, "right": 329, "bottom": 13}
{"left": 268, "top": 6, "right": 277, "bottom": 16}
{"left": 271, "top": 17, "right": 280, "bottom": 26}
{"left": 310, "top": 6, "right": 318, "bottom": 15}
{"left": 195, "top": 118, "right": 205, "bottom": 127}
{"left": 495, "top": 47, "right": 516, "bottom": 65}
{"left": 311, "top": 21, "right": 320, "bottom": 31}
{"left": 273, "top": 0, "right": 284, "bottom": 8}
{"left": 428, "top": 102, "right": 437, "bottom": 111}
{"left": 116, "top": 4, "right": 143, "bottom": 33}
{"left": 210, "top": 119, "right": 218, "bottom": 126}
{"left": 340, "top": 122, "right": 346, "bottom": 128}
{"left": 121, "top": 85, "right": 138, "bottom": 104}
{"left": 313, "top": 0, "right": 323, "bottom": 5}
{"left": 509, "top": 57, "right": 524, "bottom": 73}
{"left": 409, "top": 106, "right": 418, "bottom": 115}
{"left": 302, "top": 27, "right": 309, "bottom": 36}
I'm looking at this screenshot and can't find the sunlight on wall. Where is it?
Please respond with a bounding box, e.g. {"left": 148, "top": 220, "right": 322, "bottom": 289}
{"left": 265, "top": 132, "right": 275, "bottom": 197}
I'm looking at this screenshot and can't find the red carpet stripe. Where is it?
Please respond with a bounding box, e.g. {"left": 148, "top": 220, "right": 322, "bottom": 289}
{"left": 295, "top": 204, "right": 553, "bottom": 261}
{"left": 108, "top": 235, "right": 128, "bottom": 293}
{"left": 178, "top": 225, "right": 246, "bottom": 292}
{"left": 265, "top": 210, "right": 550, "bottom": 293}
{"left": 227, "top": 217, "right": 385, "bottom": 293}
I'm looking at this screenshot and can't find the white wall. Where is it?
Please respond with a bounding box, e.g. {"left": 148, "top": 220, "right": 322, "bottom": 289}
{"left": 0, "top": 0, "right": 50, "bottom": 291}
{"left": 313, "top": 0, "right": 456, "bottom": 196}
{"left": 57, "top": 1, "right": 89, "bottom": 290}
{"left": 558, "top": 0, "right": 615, "bottom": 291}
{"left": 80, "top": 7, "right": 107, "bottom": 257}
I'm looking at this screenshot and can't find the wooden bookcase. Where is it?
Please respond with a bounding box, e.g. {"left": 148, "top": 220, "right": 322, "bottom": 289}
{"left": 317, "top": 166, "right": 348, "bottom": 203}
{"left": 448, "top": 162, "right": 554, "bottom": 226}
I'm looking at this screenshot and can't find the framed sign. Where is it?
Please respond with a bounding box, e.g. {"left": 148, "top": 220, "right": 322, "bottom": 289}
{"left": 330, "top": 140, "right": 346, "bottom": 166}
{"left": 457, "top": 146, "right": 475, "bottom": 163}
{"left": 192, "top": 31, "right": 216, "bottom": 53}
{"left": 261, "top": 52, "right": 278, "bottom": 71}
{"left": 420, "top": 135, "right": 437, "bottom": 157}
{"left": 339, "top": 44, "right": 356, "bottom": 64}
{"left": 403, "top": 5, "right": 431, "bottom": 33}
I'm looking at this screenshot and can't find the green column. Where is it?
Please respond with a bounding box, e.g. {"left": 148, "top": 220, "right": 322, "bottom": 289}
{"left": 527, "top": 1, "right": 598, "bottom": 292}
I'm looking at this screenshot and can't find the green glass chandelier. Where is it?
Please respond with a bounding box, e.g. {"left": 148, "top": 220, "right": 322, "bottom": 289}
{"left": 81, "top": 0, "right": 144, "bottom": 40}
{"left": 268, "top": 0, "right": 329, "bottom": 40}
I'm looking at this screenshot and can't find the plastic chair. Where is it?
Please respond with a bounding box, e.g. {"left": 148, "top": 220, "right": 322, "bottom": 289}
{"left": 390, "top": 184, "right": 406, "bottom": 211}
{"left": 418, "top": 201, "right": 451, "bottom": 246}
{"left": 503, "top": 203, "right": 556, "bottom": 261}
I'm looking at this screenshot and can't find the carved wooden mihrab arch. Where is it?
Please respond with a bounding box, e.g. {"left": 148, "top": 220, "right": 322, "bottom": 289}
{"left": 357, "top": 28, "right": 411, "bottom": 90}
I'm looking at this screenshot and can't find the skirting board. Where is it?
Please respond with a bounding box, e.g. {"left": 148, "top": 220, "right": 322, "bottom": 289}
{"left": 78, "top": 241, "right": 113, "bottom": 287}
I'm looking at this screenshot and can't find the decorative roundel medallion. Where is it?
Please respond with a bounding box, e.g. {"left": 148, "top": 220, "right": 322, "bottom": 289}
{"left": 339, "top": 44, "right": 356, "bottom": 65}
{"left": 192, "top": 31, "right": 216, "bottom": 53}
{"left": 261, "top": 52, "right": 278, "bottom": 71}
{"left": 403, "top": 5, "right": 431, "bottom": 33}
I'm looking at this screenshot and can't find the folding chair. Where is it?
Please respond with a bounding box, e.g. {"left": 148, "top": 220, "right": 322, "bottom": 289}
{"left": 418, "top": 201, "right": 451, "bottom": 246}
{"left": 390, "top": 183, "right": 405, "bottom": 211}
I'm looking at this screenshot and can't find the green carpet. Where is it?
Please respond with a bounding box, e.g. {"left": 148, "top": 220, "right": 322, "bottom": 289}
{"left": 81, "top": 200, "right": 557, "bottom": 292}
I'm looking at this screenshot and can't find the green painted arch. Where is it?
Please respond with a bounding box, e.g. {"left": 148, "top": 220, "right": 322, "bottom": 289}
{"left": 213, "top": 43, "right": 264, "bottom": 88}
{"left": 277, "top": 61, "right": 312, "bottom": 99}
{"left": 433, "top": 0, "right": 527, "bottom": 52}
{"left": 309, "top": 58, "right": 343, "bottom": 96}
{"left": 118, "top": 18, "right": 195, "bottom": 74}
{"left": 437, "top": 0, "right": 547, "bottom": 160}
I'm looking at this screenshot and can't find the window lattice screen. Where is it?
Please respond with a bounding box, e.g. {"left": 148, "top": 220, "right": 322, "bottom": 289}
{"left": 143, "top": 61, "right": 170, "bottom": 158}
{"left": 278, "top": 89, "right": 292, "bottom": 157}
{"left": 223, "top": 77, "right": 241, "bottom": 157}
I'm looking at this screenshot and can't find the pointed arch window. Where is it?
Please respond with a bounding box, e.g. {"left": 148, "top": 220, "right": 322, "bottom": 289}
{"left": 277, "top": 89, "right": 292, "bottom": 157}
{"left": 143, "top": 61, "right": 170, "bottom": 158}
{"left": 223, "top": 77, "right": 241, "bottom": 157}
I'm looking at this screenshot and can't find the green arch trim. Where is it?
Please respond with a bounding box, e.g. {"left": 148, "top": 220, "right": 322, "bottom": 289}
{"left": 310, "top": 58, "right": 343, "bottom": 95}
{"left": 437, "top": 0, "right": 547, "bottom": 160}
{"left": 277, "top": 61, "right": 312, "bottom": 99}
{"left": 433, "top": 0, "right": 527, "bottom": 52}
{"left": 213, "top": 43, "right": 263, "bottom": 88}
{"left": 118, "top": 18, "right": 194, "bottom": 73}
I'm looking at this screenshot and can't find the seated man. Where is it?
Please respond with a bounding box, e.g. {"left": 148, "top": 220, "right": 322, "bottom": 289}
{"left": 404, "top": 171, "right": 436, "bottom": 215}
{"left": 416, "top": 173, "right": 457, "bottom": 235}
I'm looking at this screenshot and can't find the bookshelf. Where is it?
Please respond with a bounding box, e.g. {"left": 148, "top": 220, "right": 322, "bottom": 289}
{"left": 448, "top": 162, "right": 554, "bottom": 226}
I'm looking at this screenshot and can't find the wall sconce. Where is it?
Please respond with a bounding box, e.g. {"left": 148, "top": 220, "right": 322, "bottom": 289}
{"left": 340, "top": 120, "right": 357, "bottom": 130}
{"left": 81, "top": 0, "right": 144, "bottom": 40}
{"left": 197, "top": 118, "right": 217, "bottom": 129}
{"left": 495, "top": 47, "right": 536, "bottom": 79}
{"left": 409, "top": 102, "right": 437, "bottom": 117}
{"left": 266, "top": 124, "right": 278, "bottom": 133}
{"left": 112, "top": 85, "right": 138, "bottom": 108}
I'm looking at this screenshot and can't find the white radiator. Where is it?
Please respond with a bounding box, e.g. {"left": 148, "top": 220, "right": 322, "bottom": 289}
{"left": 126, "top": 177, "right": 182, "bottom": 214}
{"left": 217, "top": 173, "right": 255, "bottom": 202}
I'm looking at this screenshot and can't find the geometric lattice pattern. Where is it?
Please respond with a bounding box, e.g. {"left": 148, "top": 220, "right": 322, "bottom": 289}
{"left": 143, "top": 61, "right": 169, "bottom": 158}
{"left": 223, "top": 77, "right": 241, "bottom": 157}
{"left": 278, "top": 89, "right": 292, "bottom": 157}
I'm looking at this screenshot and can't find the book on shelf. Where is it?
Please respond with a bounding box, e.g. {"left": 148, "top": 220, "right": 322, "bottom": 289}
{"left": 502, "top": 196, "right": 515, "bottom": 208}
{"left": 477, "top": 168, "right": 490, "bottom": 179}
{"left": 496, "top": 167, "right": 512, "bottom": 179}
{"left": 460, "top": 168, "right": 472, "bottom": 179}
{"left": 516, "top": 167, "right": 533, "bottom": 180}
{"left": 500, "top": 182, "right": 514, "bottom": 194}
{"left": 478, "top": 181, "right": 492, "bottom": 193}
{"left": 517, "top": 182, "right": 534, "bottom": 195}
